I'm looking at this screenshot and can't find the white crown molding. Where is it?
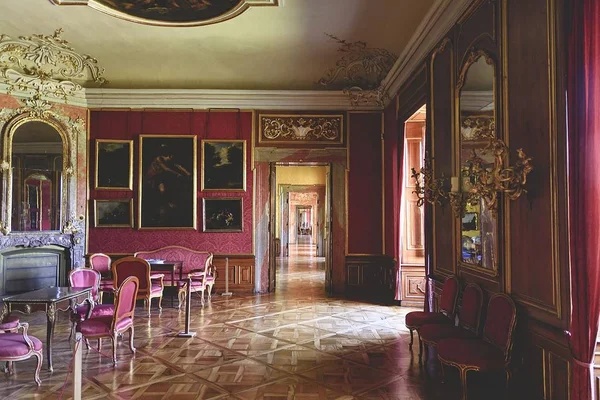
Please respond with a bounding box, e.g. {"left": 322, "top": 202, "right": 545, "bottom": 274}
{"left": 83, "top": 88, "right": 382, "bottom": 111}
{"left": 380, "top": 0, "right": 475, "bottom": 105}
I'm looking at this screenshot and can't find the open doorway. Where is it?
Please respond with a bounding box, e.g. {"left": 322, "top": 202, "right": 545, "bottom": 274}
{"left": 398, "top": 105, "right": 427, "bottom": 306}
{"left": 270, "top": 164, "right": 331, "bottom": 295}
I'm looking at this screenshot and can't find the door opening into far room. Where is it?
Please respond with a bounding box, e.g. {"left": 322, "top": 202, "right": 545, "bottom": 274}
{"left": 271, "top": 164, "right": 330, "bottom": 296}
{"left": 399, "top": 105, "right": 427, "bottom": 307}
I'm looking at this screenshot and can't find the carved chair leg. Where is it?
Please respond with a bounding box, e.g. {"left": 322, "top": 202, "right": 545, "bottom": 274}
{"left": 439, "top": 360, "right": 446, "bottom": 383}
{"left": 178, "top": 289, "right": 185, "bottom": 310}
{"left": 99, "top": 291, "right": 103, "bottom": 304}
{"left": 6, "top": 361, "right": 13, "bottom": 375}
{"left": 33, "top": 350, "right": 42, "bottom": 386}
{"left": 459, "top": 368, "right": 469, "bottom": 400}
{"left": 111, "top": 337, "right": 117, "bottom": 366}
{"left": 200, "top": 289, "right": 205, "bottom": 307}
{"left": 84, "top": 338, "right": 91, "bottom": 350}
{"left": 147, "top": 298, "right": 151, "bottom": 317}
{"left": 97, "top": 338, "right": 102, "bottom": 350}
{"left": 207, "top": 284, "right": 213, "bottom": 301}
{"left": 409, "top": 329, "right": 414, "bottom": 348}
{"left": 418, "top": 334, "right": 424, "bottom": 364}
{"left": 128, "top": 326, "right": 136, "bottom": 354}
{"left": 158, "top": 295, "right": 163, "bottom": 312}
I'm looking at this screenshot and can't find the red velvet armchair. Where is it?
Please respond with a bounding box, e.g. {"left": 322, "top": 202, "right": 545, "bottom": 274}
{"left": 437, "top": 293, "right": 517, "bottom": 400}
{"left": 419, "top": 283, "right": 484, "bottom": 363}
{"left": 405, "top": 275, "right": 460, "bottom": 356}
{"left": 89, "top": 253, "right": 114, "bottom": 303}
{"left": 78, "top": 276, "right": 139, "bottom": 366}
{"left": 69, "top": 268, "right": 115, "bottom": 338}
{"left": 113, "top": 257, "right": 164, "bottom": 317}
{"left": 0, "top": 322, "right": 43, "bottom": 385}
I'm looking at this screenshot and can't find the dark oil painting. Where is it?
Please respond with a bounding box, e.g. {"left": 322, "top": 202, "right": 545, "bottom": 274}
{"left": 139, "top": 135, "right": 197, "bottom": 229}
{"left": 203, "top": 198, "right": 243, "bottom": 232}
{"left": 95, "top": 200, "right": 133, "bottom": 228}
{"left": 97, "top": 0, "right": 243, "bottom": 24}
{"left": 202, "top": 140, "right": 246, "bottom": 191}
{"left": 95, "top": 140, "right": 132, "bottom": 190}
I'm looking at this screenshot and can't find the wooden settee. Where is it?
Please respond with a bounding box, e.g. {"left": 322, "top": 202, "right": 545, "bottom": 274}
{"left": 134, "top": 246, "right": 215, "bottom": 308}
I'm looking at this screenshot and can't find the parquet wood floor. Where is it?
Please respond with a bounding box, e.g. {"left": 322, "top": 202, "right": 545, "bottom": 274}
{"left": 0, "top": 240, "right": 508, "bottom": 399}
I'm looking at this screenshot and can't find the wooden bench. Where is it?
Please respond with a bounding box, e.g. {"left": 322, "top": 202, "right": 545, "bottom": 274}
{"left": 134, "top": 246, "right": 214, "bottom": 308}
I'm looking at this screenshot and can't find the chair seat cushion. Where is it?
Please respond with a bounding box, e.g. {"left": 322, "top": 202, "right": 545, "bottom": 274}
{"left": 405, "top": 311, "right": 453, "bottom": 328}
{"left": 205, "top": 276, "right": 214, "bottom": 283}
{"left": 420, "top": 324, "right": 477, "bottom": 344}
{"left": 177, "top": 281, "right": 206, "bottom": 291}
{"left": 72, "top": 304, "right": 115, "bottom": 321}
{"left": 437, "top": 338, "right": 507, "bottom": 370}
{"left": 151, "top": 284, "right": 163, "bottom": 294}
{"left": 0, "top": 315, "right": 19, "bottom": 331}
{"left": 79, "top": 316, "right": 133, "bottom": 336}
{"left": 0, "top": 333, "right": 43, "bottom": 356}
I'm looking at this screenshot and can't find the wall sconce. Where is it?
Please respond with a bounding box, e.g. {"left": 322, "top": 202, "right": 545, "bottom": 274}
{"left": 412, "top": 138, "right": 533, "bottom": 215}
{"left": 411, "top": 155, "right": 448, "bottom": 207}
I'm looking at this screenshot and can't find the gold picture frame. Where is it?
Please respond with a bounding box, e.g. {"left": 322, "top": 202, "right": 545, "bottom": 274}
{"left": 202, "top": 197, "right": 244, "bottom": 232}
{"left": 94, "top": 199, "right": 133, "bottom": 228}
{"left": 139, "top": 135, "right": 197, "bottom": 229}
{"left": 201, "top": 140, "right": 246, "bottom": 191}
{"left": 95, "top": 139, "right": 133, "bottom": 190}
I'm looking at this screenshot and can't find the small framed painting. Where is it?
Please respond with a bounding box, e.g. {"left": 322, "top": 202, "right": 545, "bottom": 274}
{"left": 94, "top": 199, "right": 133, "bottom": 228}
{"left": 95, "top": 139, "right": 133, "bottom": 190}
{"left": 202, "top": 198, "right": 243, "bottom": 232}
{"left": 201, "top": 140, "right": 246, "bottom": 191}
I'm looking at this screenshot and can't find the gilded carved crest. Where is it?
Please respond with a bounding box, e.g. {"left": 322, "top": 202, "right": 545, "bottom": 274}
{"left": 258, "top": 114, "right": 344, "bottom": 146}
{"left": 0, "top": 28, "right": 106, "bottom": 101}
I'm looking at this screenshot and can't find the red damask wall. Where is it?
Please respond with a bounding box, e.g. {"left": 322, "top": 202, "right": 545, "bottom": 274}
{"left": 88, "top": 110, "right": 253, "bottom": 254}
{"left": 347, "top": 112, "right": 383, "bottom": 254}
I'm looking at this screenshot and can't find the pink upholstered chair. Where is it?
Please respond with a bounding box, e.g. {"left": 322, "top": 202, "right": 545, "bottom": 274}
{"left": 0, "top": 322, "right": 43, "bottom": 385}
{"left": 0, "top": 316, "right": 20, "bottom": 333}
{"left": 69, "top": 268, "right": 115, "bottom": 338}
{"left": 89, "top": 253, "right": 114, "bottom": 303}
{"left": 419, "top": 283, "right": 484, "bottom": 363}
{"left": 78, "top": 276, "right": 139, "bottom": 366}
{"left": 113, "top": 257, "right": 164, "bottom": 317}
{"left": 437, "top": 293, "right": 517, "bottom": 400}
{"left": 405, "top": 275, "right": 460, "bottom": 356}
{"left": 177, "top": 252, "right": 214, "bottom": 309}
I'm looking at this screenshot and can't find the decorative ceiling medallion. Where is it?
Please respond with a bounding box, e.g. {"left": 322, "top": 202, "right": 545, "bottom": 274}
{"left": 0, "top": 29, "right": 106, "bottom": 101}
{"left": 258, "top": 114, "right": 345, "bottom": 147}
{"left": 318, "top": 34, "right": 396, "bottom": 108}
{"left": 50, "top": 0, "right": 279, "bottom": 27}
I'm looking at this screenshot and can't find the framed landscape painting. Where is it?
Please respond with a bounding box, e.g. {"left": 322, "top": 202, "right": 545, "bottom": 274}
{"left": 202, "top": 198, "right": 243, "bottom": 232}
{"left": 139, "top": 135, "right": 197, "bottom": 229}
{"left": 94, "top": 199, "right": 133, "bottom": 228}
{"left": 95, "top": 139, "right": 133, "bottom": 190}
{"left": 201, "top": 140, "right": 246, "bottom": 191}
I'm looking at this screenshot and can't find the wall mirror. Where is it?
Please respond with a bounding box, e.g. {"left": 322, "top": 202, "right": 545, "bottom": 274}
{"left": 457, "top": 49, "right": 498, "bottom": 273}
{"left": 11, "top": 121, "right": 63, "bottom": 232}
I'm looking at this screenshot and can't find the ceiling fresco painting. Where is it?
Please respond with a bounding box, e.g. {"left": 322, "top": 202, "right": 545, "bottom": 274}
{"left": 50, "top": 0, "right": 278, "bottom": 26}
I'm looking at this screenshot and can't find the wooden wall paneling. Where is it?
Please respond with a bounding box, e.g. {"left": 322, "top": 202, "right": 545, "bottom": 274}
{"left": 455, "top": 0, "right": 498, "bottom": 64}
{"left": 400, "top": 265, "right": 426, "bottom": 307}
{"left": 345, "top": 255, "right": 395, "bottom": 304}
{"left": 429, "top": 37, "right": 455, "bottom": 280}
{"left": 504, "top": 0, "right": 569, "bottom": 328}
{"left": 212, "top": 255, "right": 255, "bottom": 294}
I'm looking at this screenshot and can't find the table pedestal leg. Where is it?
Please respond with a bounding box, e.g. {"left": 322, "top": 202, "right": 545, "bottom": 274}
{"left": 46, "top": 304, "right": 56, "bottom": 371}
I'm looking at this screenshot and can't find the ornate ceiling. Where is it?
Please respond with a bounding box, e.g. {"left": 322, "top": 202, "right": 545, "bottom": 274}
{"left": 0, "top": 0, "right": 435, "bottom": 94}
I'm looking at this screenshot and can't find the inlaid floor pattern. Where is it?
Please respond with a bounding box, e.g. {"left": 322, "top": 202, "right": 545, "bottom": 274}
{"left": 0, "top": 240, "right": 502, "bottom": 399}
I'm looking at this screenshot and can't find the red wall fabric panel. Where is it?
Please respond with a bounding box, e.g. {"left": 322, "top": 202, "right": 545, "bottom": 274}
{"left": 347, "top": 112, "right": 383, "bottom": 254}
{"left": 88, "top": 110, "right": 253, "bottom": 254}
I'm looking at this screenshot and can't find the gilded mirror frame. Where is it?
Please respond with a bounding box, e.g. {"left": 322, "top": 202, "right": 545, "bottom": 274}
{"left": 454, "top": 47, "right": 499, "bottom": 277}
{"left": 0, "top": 110, "right": 81, "bottom": 235}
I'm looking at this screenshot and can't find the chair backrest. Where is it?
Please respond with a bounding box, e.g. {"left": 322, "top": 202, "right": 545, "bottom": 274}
{"left": 112, "top": 276, "right": 139, "bottom": 330}
{"left": 482, "top": 293, "right": 517, "bottom": 362}
{"left": 458, "top": 283, "right": 484, "bottom": 334}
{"left": 89, "top": 253, "right": 111, "bottom": 274}
{"left": 69, "top": 268, "right": 101, "bottom": 302}
{"left": 439, "top": 275, "right": 460, "bottom": 316}
{"left": 112, "top": 257, "right": 151, "bottom": 295}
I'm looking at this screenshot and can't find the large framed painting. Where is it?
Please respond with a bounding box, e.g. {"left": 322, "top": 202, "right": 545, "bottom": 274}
{"left": 139, "top": 135, "right": 197, "bottom": 229}
{"left": 201, "top": 140, "right": 246, "bottom": 191}
{"left": 94, "top": 199, "right": 133, "bottom": 228}
{"left": 202, "top": 198, "right": 243, "bottom": 232}
{"left": 95, "top": 139, "right": 133, "bottom": 190}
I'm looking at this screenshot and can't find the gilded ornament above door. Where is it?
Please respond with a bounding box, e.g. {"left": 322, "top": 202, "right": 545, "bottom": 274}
{"left": 49, "top": 0, "right": 279, "bottom": 27}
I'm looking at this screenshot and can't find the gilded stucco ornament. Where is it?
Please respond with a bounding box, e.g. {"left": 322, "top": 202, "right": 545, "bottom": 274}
{"left": 0, "top": 160, "right": 9, "bottom": 173}
{"left": 319, "top": 34, "right": 396, "bottom": 108}
{"left": 0, "top": 28, "right": 106, "bottom": 102}
{"left": 262, "top": 116, "right": 340, "bottom": 141}
{"left": 411, "top": 155, "right": 448, "bottom": 207}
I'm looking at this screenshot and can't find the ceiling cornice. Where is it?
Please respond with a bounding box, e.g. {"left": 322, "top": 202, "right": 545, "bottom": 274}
{"left": 83, "top": 88, "right": 382, "bottom": 111}
{"left": 380, "top": 0, "right": 474, "bottom": 106}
